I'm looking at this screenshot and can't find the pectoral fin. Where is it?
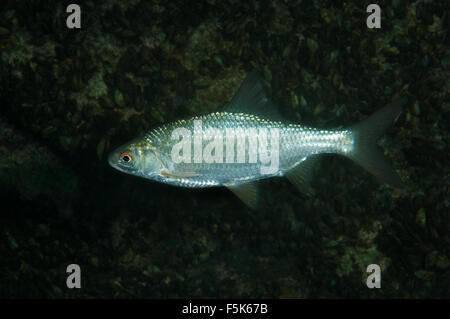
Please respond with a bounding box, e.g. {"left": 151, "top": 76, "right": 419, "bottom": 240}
{"left": 160, "top": 169, "right": 198, "bottom": 179}
{"left": 226, "top": 181, "right": 260, "bottom": 209}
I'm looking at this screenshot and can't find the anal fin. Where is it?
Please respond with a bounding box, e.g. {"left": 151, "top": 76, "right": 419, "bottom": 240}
{"left": 285, "top": 156, "right": 319, "bottom": 195}
{"left": 226, "top": 181, "right": 260, "bottom": 209}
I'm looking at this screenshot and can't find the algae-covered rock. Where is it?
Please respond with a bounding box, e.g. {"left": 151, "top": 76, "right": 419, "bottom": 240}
{"left": 0, "top": 0, "right": 448, "bottom": 299}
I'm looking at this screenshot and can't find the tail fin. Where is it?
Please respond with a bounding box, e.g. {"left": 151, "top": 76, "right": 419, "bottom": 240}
{"left": 348, "top": 98, "right": 407, "bottom": 188}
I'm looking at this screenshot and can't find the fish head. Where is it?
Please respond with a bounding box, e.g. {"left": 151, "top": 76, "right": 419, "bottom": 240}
{"left": 108, "top": 137, "right": 166, "bottom": 179}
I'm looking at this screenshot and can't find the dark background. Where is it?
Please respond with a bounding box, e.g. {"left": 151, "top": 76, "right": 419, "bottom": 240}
{"left": 0, "top": 0, "right": 448, "bottom": 298}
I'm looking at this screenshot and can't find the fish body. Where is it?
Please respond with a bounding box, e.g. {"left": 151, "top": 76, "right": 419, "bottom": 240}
{"left": 129, "top": 112, "right": 352, "bottom": 187}
{"left": 109, "top": 71, "right": 405, "bottom": 208}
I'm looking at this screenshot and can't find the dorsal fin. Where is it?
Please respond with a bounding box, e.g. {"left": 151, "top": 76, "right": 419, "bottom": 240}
{"left": 225, "top": 70, "right": 284, "bottom": 121}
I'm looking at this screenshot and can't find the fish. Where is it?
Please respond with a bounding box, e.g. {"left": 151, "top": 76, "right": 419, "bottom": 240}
{"left": 108, "top": 71, "right": 406, "bottom": 208}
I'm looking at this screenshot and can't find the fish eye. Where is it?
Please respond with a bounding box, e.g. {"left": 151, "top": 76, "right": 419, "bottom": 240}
{"left": 119, "top": 152, "right": 133, "bottom": 164}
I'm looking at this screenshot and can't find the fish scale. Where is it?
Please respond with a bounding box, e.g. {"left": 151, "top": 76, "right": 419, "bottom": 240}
{"left": 108, "top": 70, "right": 406, "bottom": 208}
{"left": 143, "top": 112, "right": 353, "bottom": 188}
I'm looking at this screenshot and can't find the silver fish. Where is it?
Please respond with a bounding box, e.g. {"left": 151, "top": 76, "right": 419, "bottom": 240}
{"left": 108, "top": 71, "right": 405, "bottom": 208}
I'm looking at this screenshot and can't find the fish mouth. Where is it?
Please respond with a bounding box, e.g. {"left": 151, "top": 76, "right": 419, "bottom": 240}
{"left": 107, "top": 151, "right": 116, "bottom": 168}
{"left": 107, "top": 149, "right": 122, "bottom": 170}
